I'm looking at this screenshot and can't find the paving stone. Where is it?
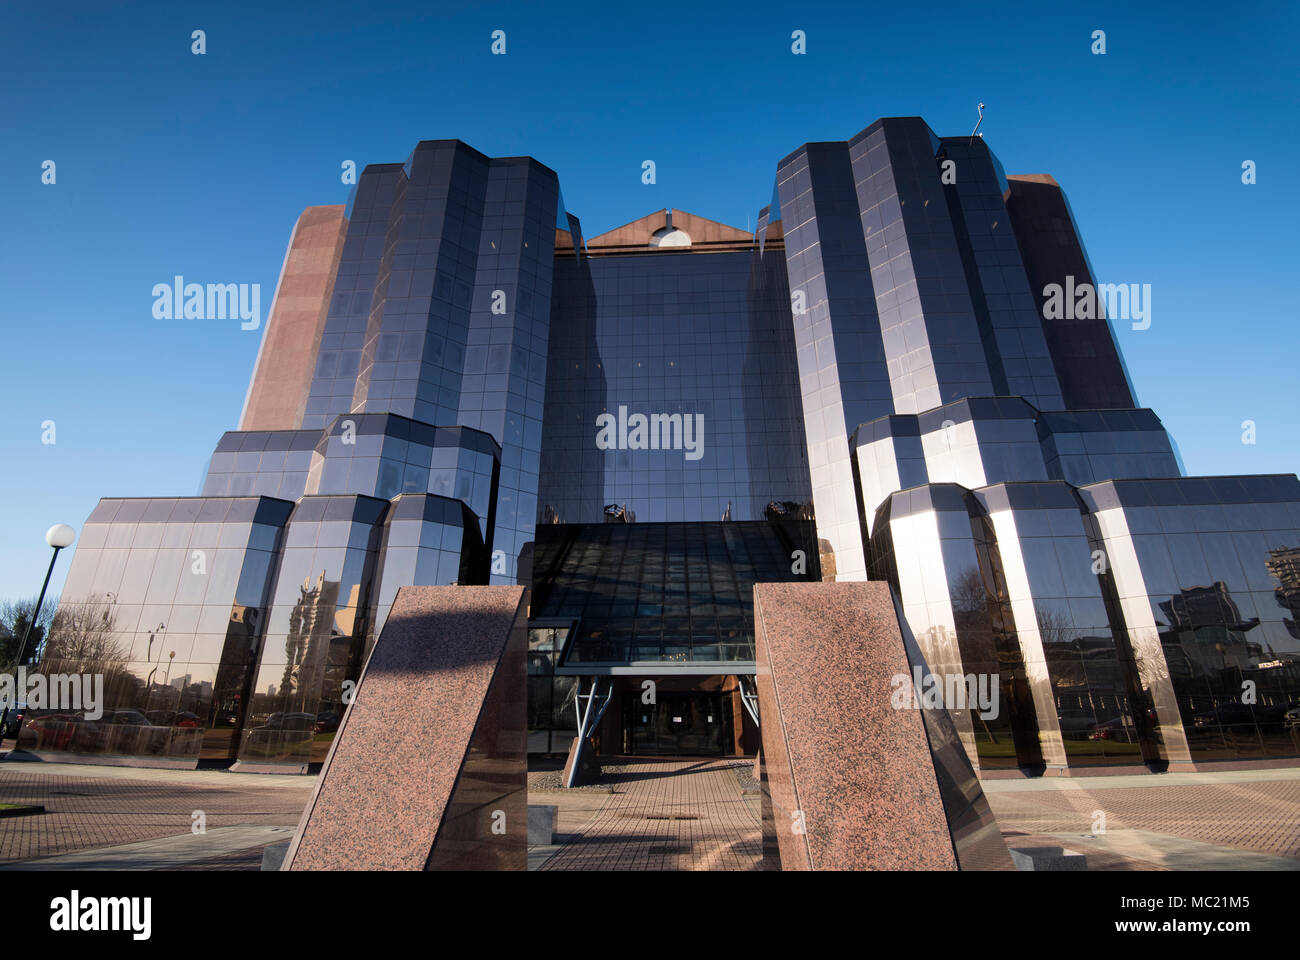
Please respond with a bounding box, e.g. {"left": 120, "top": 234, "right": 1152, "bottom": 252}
{"left": 987, "top": 778, "right": 1300, "bottom": 859}
{"left": 538, "top": 759, "right": 764, "bottom": 872}
{"left": 0, "top": 768, "right": 312, "bottom": 865}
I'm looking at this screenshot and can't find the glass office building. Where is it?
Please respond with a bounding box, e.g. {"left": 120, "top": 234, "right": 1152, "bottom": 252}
{"left": 35, "top": 120, "right": 1300, "bottom": 773}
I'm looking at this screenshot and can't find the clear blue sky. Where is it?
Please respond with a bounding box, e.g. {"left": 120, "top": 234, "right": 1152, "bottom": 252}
{"left": 1, "top": 0, "right": 1296, "bottom": 600}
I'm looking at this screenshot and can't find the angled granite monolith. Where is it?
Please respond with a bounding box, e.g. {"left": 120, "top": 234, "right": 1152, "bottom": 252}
{"left": 283, "top": 585, "right": 528, "bottom": 870}
{"left": 753, "top": 581, "right": 1013, "bottom": 871}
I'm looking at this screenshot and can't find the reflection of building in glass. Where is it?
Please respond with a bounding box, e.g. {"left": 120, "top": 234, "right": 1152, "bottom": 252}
{"left": 278, "top": 572, "right": 340, "bottom": 713}
{"left": 1158, "top": 582, "right": 1263, "bottom": 675}
{"left": 1267, "top": 545, "right": 1300, "bottom": 640}
{"left": 43, "top": 120, "right": 1300, "bottom": 772}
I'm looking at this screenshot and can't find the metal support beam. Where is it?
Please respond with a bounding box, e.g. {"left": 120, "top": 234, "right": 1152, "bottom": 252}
{"left": 566, "top": 677, "right": 613, "bottom": 789}
{"left": 738, "top": 675, "right": 760, "bottom": 728}
{"left": 588, "top": 680, "right": 614, "bottom": 732}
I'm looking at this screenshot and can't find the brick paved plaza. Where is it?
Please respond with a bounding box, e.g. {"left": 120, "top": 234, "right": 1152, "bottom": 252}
{"left": 0, "top": 756, "right": 1296, "bottom": 870}
{"left": 531, "top": 761, "right": 1300, "bottom": 872}
{"left": 983, "top": 770, "right": 1300, "bottom": 871}
{"left": 532, "top": 759, "right": 766, "bottom": 872}
{"left": 0, "top": 762, "right": 313, "bottom": 869}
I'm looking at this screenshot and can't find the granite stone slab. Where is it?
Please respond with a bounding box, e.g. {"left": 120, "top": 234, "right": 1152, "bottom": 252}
{"left": 527, "top": 805, "right": 557, "bottom": 845}
{"left": 1009, "top": 846, "right": 1088, "bottom": 871}
{"left": 283, "top": 585, "right": 528, "bottom": 870}
{"left": 753, "top": 581, "right": 1013, "bottom": 870}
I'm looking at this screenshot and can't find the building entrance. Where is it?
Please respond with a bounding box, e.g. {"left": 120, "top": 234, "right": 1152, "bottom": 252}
{"left": 622, "top": 691, "right": 727, "bottom": 756}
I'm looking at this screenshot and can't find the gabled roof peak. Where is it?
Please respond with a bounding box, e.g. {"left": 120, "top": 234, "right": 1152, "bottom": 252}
{"left": 585, "top": 208, "right": 754, "bottom": 255}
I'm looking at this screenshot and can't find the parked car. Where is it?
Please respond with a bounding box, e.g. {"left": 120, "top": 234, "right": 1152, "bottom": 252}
{"left": 18, "top": 712, "right": 81, "bottom": 750}
{"left": 1088, "top": 718, "right": 1137, "bottom": 743}
{"left": 244, "top": 712, "right": 317, "bottom": 745}
{"left": 144, "top": 710, "right": 202, "bottom": 728}
{"left": 1192, "top": 703, "right": 1256, "bottom": 728}
{"left": 313, "top": 712, "right": 340, "bottom": 734}
{"left": 1055, "top": 709, "right": 1098, "bottom": 740}
{"left": 1284, "top": 704, "right": 1300, "bottom": 731}
{"left": 0, "top": 702, "right": 27, "bottom": 739}
{"left": 104, "top": 709, "right": 153, "bottom": 726}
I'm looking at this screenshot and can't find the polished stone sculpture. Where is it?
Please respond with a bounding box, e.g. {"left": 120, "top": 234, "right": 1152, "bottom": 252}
{"left": 283, "top": 584, "right": 528, "bottom": 870}
{"left": 753, "top": 581, "right": 1013, "bottom": 870}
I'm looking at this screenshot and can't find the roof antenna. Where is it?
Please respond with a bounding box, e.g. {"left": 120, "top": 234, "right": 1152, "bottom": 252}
{"left": 970, "top": 102, "right": 985, "bottom": 144}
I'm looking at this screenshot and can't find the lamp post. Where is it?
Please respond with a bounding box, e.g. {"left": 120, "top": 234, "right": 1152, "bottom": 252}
{"left": 144, "top": 624, "right": 167, "bottom": 712}
{"left": 2, "top": 524, "right": 76, "bottom": 740}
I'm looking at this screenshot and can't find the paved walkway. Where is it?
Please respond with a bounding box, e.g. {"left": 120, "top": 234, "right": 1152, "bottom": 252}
{"left": 532, "top": 759, "right": 1300, "bottom": 872}
{"left": 3, "top": 754, "right": 1296, "bottom": 871}
{"left": 985, "top": 768, "right": 1300, "bottom": 870}
{"left": 2, "top": 825, "right": 297, "bottom": 870}
{"left": 534, "top": 758, "right": 764, "bottom": 871}
{"left": 0, "top": 761, "right": 314, "bottom": 867}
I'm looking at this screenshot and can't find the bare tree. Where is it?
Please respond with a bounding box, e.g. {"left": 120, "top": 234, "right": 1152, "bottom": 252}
{"left": 38, "top": 599, "right": 129, "bottom": 676}
{"left": 1035, "top": 605, "right": 1081, "bottom": 649}
{"left": 0, "top": 595, "right": 59, "bottom": 668}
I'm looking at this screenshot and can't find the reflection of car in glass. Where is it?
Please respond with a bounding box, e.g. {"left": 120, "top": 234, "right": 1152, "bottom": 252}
{"left": 105, "top": 709, "right": 152, "bottom": 726}
{"left": 1192, "top": 703, "right": 1256, "bottom": 728}
{"left": 17, "top": 710, "right": 114, "bottom": 752}
{"left": 244, "top": 712, "right": 317, "bottom": 745}
{"left": 19, "top": 711, "right": 80, "bottom": 750}
{"left": 144, "top": 711, "right": 202, "bottom": 728}
{"left": 0, "top": 703, "right": 27, "bottom": 739}
{"left": 1056, "top": 710, "right": 1097, "bottom": 740}
{"left": 1088, "top": 718, "right": 1137, "bottom": 742}
{"left": 313, "top": 712, "right": 340, "bottom": 734}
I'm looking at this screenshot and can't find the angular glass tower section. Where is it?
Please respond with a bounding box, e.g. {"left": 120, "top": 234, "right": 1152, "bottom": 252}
{"left": 37, "top": 119, "right": 1300, "bottom": 775}
{"left": 44, "top": 142, "right": 546, "bottom": 770}
{"left": 299, "top": 141, "right": 559, "bottom": 587}
{"left": 773, "top": 117, "right": 1300, "bottom": 772}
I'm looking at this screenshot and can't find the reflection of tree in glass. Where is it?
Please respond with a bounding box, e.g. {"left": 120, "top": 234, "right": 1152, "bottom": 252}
{"left": 951, "top": 567, "right": 997, "bottom": 663}
{"left": 0, "top": 595, "right": 58, "bottom": 667}
{"left": 1036, "top": 605, "right": 1084, "bottom": 648}
{"left": 1037, "top": 605, "right": 1090, "bottom": 720}
{"left": 949, "top": 566, "right": 1006, "bottom": 745}
{"left": 39, "top": 599, "right": 129, "bottom": 675}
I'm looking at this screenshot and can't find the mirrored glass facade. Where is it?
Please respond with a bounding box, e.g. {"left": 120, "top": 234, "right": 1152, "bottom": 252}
{"left": 539, "top": 247, "right": 811, "bottom": 526}
{"left": 32, "top": 497, "right": 291, "bottom": 763}
{"left": 42, "top": 118, "right": 1300, "bottom": 771}
{"left": 1078, "top": 477, "right": 1300, "bottom": 763}
{"left": 532, "top": 520, "right": 811, "bottom": 668}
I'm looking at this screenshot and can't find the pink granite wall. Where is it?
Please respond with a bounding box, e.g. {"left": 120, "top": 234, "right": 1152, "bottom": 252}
{"left": 284, "top": 585, "right": 528, "bottom": 870}
{"left": 753, "top": 581, "right": 1011, "bottom": 870}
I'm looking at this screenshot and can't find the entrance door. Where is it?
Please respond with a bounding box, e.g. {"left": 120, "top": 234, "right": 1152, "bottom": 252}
{"left": 623, "top": 692, "right": 726, "bottom": 756}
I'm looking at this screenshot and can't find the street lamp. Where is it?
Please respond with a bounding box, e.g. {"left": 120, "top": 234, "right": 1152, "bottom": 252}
{"left": 15, "top": 524, "right": 76, "bottom": 667}
{"left": 2, "top": 524, "right": 76, "bottom": 739}
{"left": 144, "top": 624, "right": 167, "bottom": 709}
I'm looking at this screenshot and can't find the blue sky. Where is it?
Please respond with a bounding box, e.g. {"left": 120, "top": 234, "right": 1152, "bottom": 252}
{"left": 1, "top": 0, "right": 1296, "bottom": 600}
